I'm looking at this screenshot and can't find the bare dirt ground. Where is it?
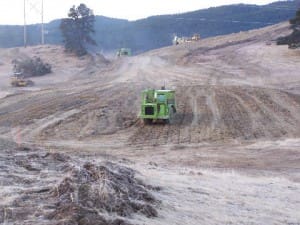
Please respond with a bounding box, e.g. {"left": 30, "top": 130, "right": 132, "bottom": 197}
{"left": 0, "top": 22, "right": 300, "bottom": 224}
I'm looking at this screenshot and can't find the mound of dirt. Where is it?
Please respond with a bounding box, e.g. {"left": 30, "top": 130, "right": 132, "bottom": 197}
{"left": 48, "top": 162, "right": 158, "bottom": 225}
{"left": 0, "top": 144, "right": 159, "bottom": 225}
{"left": 0, "top": 45, "right": 110, "bottom": 92}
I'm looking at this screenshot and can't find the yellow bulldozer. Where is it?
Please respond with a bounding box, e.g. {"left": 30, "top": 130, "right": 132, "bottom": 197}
{"left": 10, "top": 73, "right": 33, "bottom": 87}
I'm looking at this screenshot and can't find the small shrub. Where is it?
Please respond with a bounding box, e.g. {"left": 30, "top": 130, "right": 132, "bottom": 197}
{"left": 12, "top": 57, "right": 52, "bottom": 77}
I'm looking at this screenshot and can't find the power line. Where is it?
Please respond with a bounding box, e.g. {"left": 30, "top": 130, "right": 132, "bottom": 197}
{"left": 23, "top": 0, "right": 44, "bottom": 47}
{"left": 24, "top": 0, "right": 26, "bottom": 47}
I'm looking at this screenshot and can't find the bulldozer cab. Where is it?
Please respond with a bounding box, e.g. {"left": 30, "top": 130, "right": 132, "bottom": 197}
{"left": 140, "top": 89, "right": 176, "bottom": 124}
{"left": 10, "top": 76, "right": 27, "bottom": 87}
{"left": 10, "top": 72, "right": 31, "bottom": 87}
{"left": 117, "top": 48, "right": 132, "bottom": 57}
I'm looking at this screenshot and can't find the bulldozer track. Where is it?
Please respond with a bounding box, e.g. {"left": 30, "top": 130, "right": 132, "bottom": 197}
{"left": 129, "top": 86, "right": 300, "bottom": 146}
{"left": 2, "top": 82, "right": 300, "bottom": 146}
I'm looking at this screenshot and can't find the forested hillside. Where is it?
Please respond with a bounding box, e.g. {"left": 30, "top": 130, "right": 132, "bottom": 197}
{"left": 0, "top": 0, "right": 298, "bottom": 53}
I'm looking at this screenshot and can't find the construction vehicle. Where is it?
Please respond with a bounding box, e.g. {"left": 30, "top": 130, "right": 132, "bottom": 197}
{"left": 139, "top": 88, "right": 176, "bottom": 124}
{"left": 10, "top": 73, "right": 33, "bottom": 87}
{"left": 173, "top": 35, "right": 185, "bottom": 45}
{"left": 191, "top": 34, "right": 200, "bottom": 41}
{"left": 117, "top": 48, "right": 132, "bottom": 57}
{"left": 173, "top": 33, "right": 201, "bottom": 45}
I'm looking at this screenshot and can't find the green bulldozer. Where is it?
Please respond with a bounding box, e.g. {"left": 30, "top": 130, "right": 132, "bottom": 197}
{"left": 139, "top": 88, "right": 176, "bottom": 124}
{"left": 117, "top": 48, "right": 132, "bottom": 57}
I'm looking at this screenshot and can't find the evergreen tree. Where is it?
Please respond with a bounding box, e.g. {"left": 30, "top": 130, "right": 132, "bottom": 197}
{"left": 277, "top": 8, "right": 300, "bottom": 48}
{"left": 290, "top": 8, "right": 300, "bottom": 29}
{"left": 60, "top": 4, "right": 96, "bottom": 56}
{"left": 288, "top": 8, "right": 300, "bottom": 48}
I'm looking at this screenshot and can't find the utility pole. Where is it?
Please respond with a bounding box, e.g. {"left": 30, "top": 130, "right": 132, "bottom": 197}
{"left": 41, "top": 0, "right": 44, "bottom": 44}
{"left": 24, "top": 0, "right": 27, "bottom": 47}
{"left": 23, "top": 0, "right": 45, "bottom": 46}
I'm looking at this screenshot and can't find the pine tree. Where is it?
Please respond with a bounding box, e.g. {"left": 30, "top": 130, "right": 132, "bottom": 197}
{"left": 60, "top": 4, "right": 96, "bottom": 56}
{"left": 290, "top": 8, "right": 300, "bottom": 29}
{"left": 277, "top": 8, "right": 300, "bottom": 48}
{"left": 288, "top": 8, "right": 300, "bottom": 48}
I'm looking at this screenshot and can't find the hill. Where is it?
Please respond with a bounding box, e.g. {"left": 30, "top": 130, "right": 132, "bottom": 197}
{"left": 0, "top": 0, "right": 299, "bottom": 53}
{"left": 0, "top": 22, "right": 299, "bottom": 142}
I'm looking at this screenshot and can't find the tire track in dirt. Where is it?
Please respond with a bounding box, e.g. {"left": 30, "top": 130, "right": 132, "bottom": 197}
{"left": 3, "top": 84, "right": 300, "bottom": 145}
{"left": 238, "top": 88, "right": 299, "bottom": 138}
{"left": 178, "top": 87, "right": 193, "bottom": 143}
{"left": 253, "top": 90, "right": 299, "bottom": 135}
{"left": 205, "top": 87, "right": 223, "bottom": 142}
{"left": 215, "top": 88, "right": 251, "bottom": 139}
{"left": 229, "top": 88, "right": 271, "bottom": 139}
{"left": 129, "top": 85, "right": 300, "bottom": 145}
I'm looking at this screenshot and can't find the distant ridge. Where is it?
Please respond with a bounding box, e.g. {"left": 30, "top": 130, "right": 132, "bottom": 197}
{"left": 0, "top": 0, "right": 299, "bottom": 53}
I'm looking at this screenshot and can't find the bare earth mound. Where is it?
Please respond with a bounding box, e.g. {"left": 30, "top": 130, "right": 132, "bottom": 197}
{"left": 0, "top": 140, "right": 159, "bottom": 225}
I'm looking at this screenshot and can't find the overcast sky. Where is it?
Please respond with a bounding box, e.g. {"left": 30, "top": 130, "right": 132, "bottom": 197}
{"left": 0, "top": 0, "right": 278, "bottom": 25}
